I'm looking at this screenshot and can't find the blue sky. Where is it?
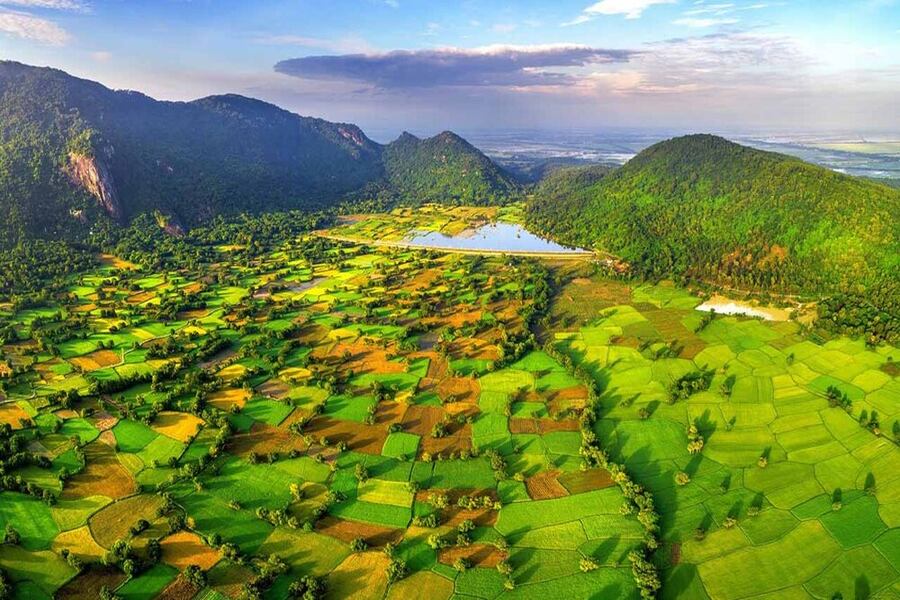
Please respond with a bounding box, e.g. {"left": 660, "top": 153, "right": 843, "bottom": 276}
{"left": 1, "top": 0, "right": 898, "bottom": 136}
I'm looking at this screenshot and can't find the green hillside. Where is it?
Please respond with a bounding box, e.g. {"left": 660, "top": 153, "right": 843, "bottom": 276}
{"left": 0, "top": 62, "right": 514, "bottom": 248}
{"left": 382, "top": 131, "right": 517, "bottom": 205}
{"left": 526, "top": 134, "right": 900, "bottom": 294}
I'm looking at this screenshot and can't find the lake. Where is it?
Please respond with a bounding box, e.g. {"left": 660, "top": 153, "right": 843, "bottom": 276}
{"left": 403, "top": 222, "right": 589, "bottom": 254}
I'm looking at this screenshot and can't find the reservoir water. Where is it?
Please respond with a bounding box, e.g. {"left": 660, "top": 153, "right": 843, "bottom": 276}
{"left": 403, "top": 222, "right": 589, "bottom": 254}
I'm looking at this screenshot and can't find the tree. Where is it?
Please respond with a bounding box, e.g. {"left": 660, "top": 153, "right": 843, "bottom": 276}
{"left": 580, "top": 557, "right": 599, "bottom": 572}
{"left": 385, "top": 559, "right": 408, "bottom": 583}
{"left": 183, "top": 565, "right": 207, "bottom": 588}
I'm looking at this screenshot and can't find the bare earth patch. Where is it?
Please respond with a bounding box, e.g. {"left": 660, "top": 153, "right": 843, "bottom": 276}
{"left": 62, "top": 442, "right": 136, "bottom": 501}
{"left": 439, "top": 544, "right": 505, "bottom": 568}
{"left": 316, "top": 516, "right": 404, "bottom": 547}
{"left": 525, "top": 470, "right": 569, "bottom": 500}
{"left": 160, "top": 531, "right": 221, "bottom": 571}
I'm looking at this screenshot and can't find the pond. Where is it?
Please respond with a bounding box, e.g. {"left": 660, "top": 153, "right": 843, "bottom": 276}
{"left": 403, "top": 222, "right": 589, "bottom": 254}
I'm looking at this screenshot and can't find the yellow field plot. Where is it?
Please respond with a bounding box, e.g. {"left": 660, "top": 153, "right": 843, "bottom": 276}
{"left": 357, "top": 479, "right": 415, "bottom": 508}
{"left": 117, "top": 452, "right": 144, "bottom": 474}
{"left": 51, "top": 495, "right": 112, "bottom": 532}
{"left": 327, "top": 328, "right": 358, "bottom": 342}
{"left": 160, "top": 531, "right": 221, "bottom": 571}
{"left": 99, "top": 254, "right": 138, "bottom": 270}
{"left": 279, "top": 366, "right": 312, "bottom": 382}
{"left": 152, "top": 411, "right": 204, "bottom": 442}
{"left": 218, "top": 364, "right": 247, "bottom": 383}
{"left": 386, "top": 570, "right": 453, "bottom": 600}
{"left": 180, "top": 324, "right": 207, "bottom": 336}
{"left": 208, "top": 387, "right": 251, "bottom": 410}
{"left": 0, "top": 403, "right": 31, "bottom": 428}
{"left": 328, "top": 552, "right": 391, "bottom": 600}
{"left": 89, "top": 494, "right": 166, "bottom": 549}
{"left": 130, "top": 328, "right": 160, "bottom": 342}
{"left": 52, "top": 525, "right": 106, "bottom": 562}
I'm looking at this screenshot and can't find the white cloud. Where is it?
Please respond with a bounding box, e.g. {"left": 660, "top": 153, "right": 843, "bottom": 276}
{"left": 0, "top": 0, "right": 84, "bottom": 9}
{"left": 90, "top": 50, "right": 111, "bottom": 62}
{"left": 492, "top": 23, "right": 517, "bottom": 33}
{"left": 0, "top": 9, "right": 69, "bottom": 44}
{"left": 567, "top": 0, "right": 676, "bottom": 24}
{"left": 384, "top": 0, "right": 399, "bottom": 7}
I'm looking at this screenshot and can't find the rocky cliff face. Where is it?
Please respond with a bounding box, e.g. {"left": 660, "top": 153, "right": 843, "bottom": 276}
{"left": 66, "top": 151, "right": 122, "bottom": 220}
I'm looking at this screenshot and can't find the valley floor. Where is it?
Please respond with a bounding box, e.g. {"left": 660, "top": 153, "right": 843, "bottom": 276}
{"left": 0, "top": 208, "right": 896, "bottom": 600}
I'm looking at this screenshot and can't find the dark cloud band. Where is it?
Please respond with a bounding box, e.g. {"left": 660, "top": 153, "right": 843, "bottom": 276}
{"left": 274, "top": 45, "right": 636, "bottom": 88}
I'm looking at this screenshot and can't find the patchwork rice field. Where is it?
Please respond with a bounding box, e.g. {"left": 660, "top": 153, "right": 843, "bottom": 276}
{"left": 0, "top": 206, "right": 896, "bottom": 599}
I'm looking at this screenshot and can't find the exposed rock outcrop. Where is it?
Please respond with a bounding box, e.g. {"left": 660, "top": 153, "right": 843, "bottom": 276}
{"left": 66, "top": 152, "right": 122, "bottom": 220}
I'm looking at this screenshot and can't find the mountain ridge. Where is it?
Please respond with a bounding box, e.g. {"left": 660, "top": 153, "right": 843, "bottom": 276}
{"left": 526, "top": 133, "right": 900, "bottom": 295}
{"left": 0, "top": 61, "right": 515, "bottom": 247}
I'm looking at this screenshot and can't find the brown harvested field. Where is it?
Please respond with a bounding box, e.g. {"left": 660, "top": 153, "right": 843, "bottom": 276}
{"left": 62, "top": 442, "right": 135, "bottom": 501}
{"left": 439, "top": 544, "right": 505, "bottom": 568}
{"left": 450, "top": 337, "right": 499, "bottom": 361}
{"left": 548, "top": 391, "right": 588, "bottom": 415}
{"left": 160, "top": 531, "right": 221, "bottom": 571}
{"left": 177, "top": 308, "right": 209, "bottom": 320}
{"left": 256, "top": 378, "right": 291, "bottom": 400}
{"left": 0, "top": 403, "right": 30, "bottom": 429}
{"left": 508, "top": 418, "right": 538, "bottom": 434}
{"left": 438, "top": 309, "right": 483, "bottom": 329}
{"left": 69, "top": 356, "right": 100, "bottom": 372}
{"left": 208, "top": 562, "right": 255, "bottom": 599}
{"left": 328, "top": 552, "right": 391, "bottom": 600}
{"left": 295, "top": 323, "right": 330, "bottom": 345}
{"left": 71, "top": 303, "right": 97, "bottom": 314}
{"left": 88, "top": 494, "right": 165, "bottom": 549}
{"left": 558, "top": 467, "right": 615, "bottom": 495}
{"left": 99, "top": 254, "right": 138, "bottom": 270}
{"left": 304, "top": 416, "right": 388, "bottom": 455}
{"left": 416, "top": 489, "right": 499, "bottom": 528}
{"left": 436, "top": 376, "right": 479, "bottom": 404}
{"left": 525, "top": 470, "right": 569, "bottom": 500}
{"left": 420, "top": 425, "right": 473, "bottom": 458}
{"left": 51, "top": 525, "right": 106, "bottom": 562}
{"left": 91, "top": 349, "right": 121, "bottom": 367}
{"left": 373, "top": 400, "right": 406, "bottom": 427}
{"left": 181, "top": 282, "right": 203, "bottom": 294}
{"left": 90, "top": 410, "right": 118, "bottom": 432}
{"left": 228, "top": 422, "right": 308, "bottom": 457}
{"left": 127, "top": 290, "right": 156, "bottom": 304}
{"left": 344, "top": 345, "right": 407, "bottom": 377}
{"left": 536, "top": 418, "right": 580, "bottom": 434}
{"left": 551, "top": 278, "right": 632, "bottom": 326}
{"left": 157, "top": 576, "right": 201, "bottom": 600}
{"left": 56, "top": 566, "right": 127, "bottom": 600}
{"left": 207, "top": 387, "right": 251, "bottom": 411}
{"left": 400, "top": 405, "right": 444, "bottom": 436}
{"left": 152, "top": 411, "right": 204, "bottom": 442}
{"left": 316, "top": 516, "right": 404, "bottom": 547}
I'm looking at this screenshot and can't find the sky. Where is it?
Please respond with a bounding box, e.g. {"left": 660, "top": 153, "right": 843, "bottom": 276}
{"left": 1, "top": 0, "right": 899, "bottom": 137}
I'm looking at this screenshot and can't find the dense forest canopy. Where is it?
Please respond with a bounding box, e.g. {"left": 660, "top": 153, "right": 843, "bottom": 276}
{"left": 0, "top": 62, "right": 514, "bottom": 248}
{"left": 526, "top": 134, "right": 900, "bottom": 295}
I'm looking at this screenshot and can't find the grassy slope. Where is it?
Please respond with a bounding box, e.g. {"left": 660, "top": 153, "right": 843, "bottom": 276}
{"left": 526, "top": 134, "right": 900, "bottom": 294}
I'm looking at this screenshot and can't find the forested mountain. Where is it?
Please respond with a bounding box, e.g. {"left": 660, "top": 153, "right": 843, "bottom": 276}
{"left": 526, "top": 134, "right": 900, "bottom": 295}
{"left": 382, "top": 131, "right": 517, "bottom": 205}
{"left": 0, "top": 61, "right": 513, "bottom": 247}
